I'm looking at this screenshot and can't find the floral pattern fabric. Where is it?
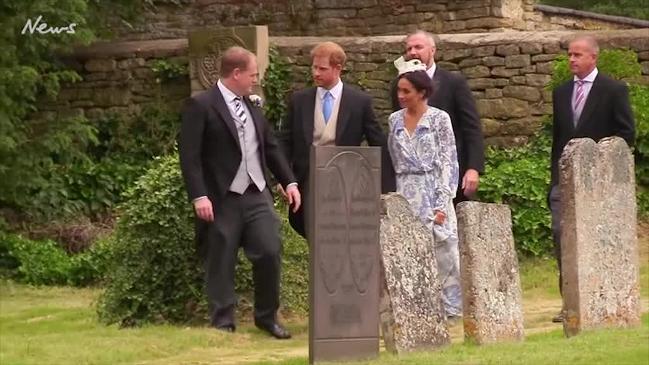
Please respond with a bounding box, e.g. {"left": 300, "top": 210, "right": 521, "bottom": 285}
{"left": 388, "top": 106, "right": 462, "bottom": 317}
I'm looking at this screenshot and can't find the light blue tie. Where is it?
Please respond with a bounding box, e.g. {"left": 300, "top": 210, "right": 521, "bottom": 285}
{"left": 323, "top": 91, "right": 333, "bottom": 124}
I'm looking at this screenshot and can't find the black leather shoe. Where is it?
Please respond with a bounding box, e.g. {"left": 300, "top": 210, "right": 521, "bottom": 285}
{"left": 256, "top": 322, "right": 291, "bottom": 339}
{"left": 552, "top": 312, "right": 564, "bottom": 323}
{"left": 215, "top": 324, "right": 236, "bottom": 333}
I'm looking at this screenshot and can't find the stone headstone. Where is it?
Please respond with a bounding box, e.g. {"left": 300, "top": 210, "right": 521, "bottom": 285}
{"left": 187, "top": 26, "right": 269, "bottom": 96}
{"left": 308, "top": 146, "right": 381, "bottom": 364}
{"left": 378, "top": 193, "right": 450, "bottom": 354}
{"left": 456, "top": 201, "right": 525, "bottom": 344}
{"left": 559, "top": 137, "right": 641, "bottom": 337}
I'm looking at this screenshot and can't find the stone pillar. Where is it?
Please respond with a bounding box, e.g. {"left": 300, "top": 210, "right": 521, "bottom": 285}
{"left": 187, "top": 26, "right": 269, "bottom": 96}
{"left": 559, "top": 137, "right": 641, "bottom": 337}
{"left": 456, "top": 201, "right": 525, "bottom": 344}
{"left": 379, "top": 193, "right": 450, "bottom": 354}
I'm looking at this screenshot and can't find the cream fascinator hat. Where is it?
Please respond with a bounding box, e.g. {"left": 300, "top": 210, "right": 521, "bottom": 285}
{"left": 393, "top": 56, "right": 427, "bottom": 76}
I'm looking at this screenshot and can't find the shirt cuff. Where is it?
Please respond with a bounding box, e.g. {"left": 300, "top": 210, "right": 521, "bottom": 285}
{"left": 192, "top": 196, "right": 208, "bottom": 203}
{"left": 286, "top": 182, "right": 298, "bottom": 190}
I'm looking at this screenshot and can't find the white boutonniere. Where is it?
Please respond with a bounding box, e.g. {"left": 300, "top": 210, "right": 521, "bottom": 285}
{"left": 249, "top": 94, "right": 264, "bottom": 108}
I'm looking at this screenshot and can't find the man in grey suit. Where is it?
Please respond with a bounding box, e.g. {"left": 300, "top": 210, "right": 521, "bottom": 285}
{"left": 179, "top": 46, "right": 301, "bottom": 338}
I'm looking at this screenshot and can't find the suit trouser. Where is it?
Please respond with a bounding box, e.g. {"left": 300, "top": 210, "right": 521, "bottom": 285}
{"left": 549, "top": 184, "right": 563, "bottom": 295}
{"left": 197, "top": 185, "right": 282, "bottom": 328}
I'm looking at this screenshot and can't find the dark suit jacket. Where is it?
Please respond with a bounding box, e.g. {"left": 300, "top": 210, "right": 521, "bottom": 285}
{"left": 551, "top": 73, "right": 635, "bottom": 186}
{"left": 390, "top": 67, "right": 485, "bottom": 179}
{"left": 279, "top": 84, "right": 395, "bottom": 193}
{"left": 179, "top": 86, "right": 296, "bottom": 203}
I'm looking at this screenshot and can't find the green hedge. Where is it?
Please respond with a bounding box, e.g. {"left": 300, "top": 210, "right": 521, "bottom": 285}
{"left": 0, "top": 232, "right": 109, "bottom": 286}
{"left": 96, "top": 154, "right": 307, "bottom": 326}
{"left": 479, "top": 123, "right": 553, "bottom": 256}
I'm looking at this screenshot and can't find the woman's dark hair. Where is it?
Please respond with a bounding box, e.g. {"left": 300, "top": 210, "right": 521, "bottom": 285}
{"left": 398, "top": 70, "right": 434, "bottom": 99}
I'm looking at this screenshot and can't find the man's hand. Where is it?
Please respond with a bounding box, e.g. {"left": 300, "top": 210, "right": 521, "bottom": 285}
{"left": 433, "top": 210, "right": 446, "bottom": 225}
{"left": 462, "top": 169, "right": 480, "bottom": 197}
{"left": 285, "top": 185, "right": 301, "bottom": 213}
{"left": 193, "top": 197, "right": 214, "bottom": 222}
{"left": 275, "top": 183, "right": 288, "bottom": 200}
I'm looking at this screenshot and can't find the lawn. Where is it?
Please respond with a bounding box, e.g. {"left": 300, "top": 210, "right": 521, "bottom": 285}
{"left": 1, "top": 222, "right": 647, "bottom": 365}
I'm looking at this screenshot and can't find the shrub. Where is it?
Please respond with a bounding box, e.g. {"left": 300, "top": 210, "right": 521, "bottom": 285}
{"left": 2, "top": 102, "right": 180, "bottom": 222}
{"left": 479, "top": 122, "right": 553, "bottom": 256}
{"left": 0, "top": 231, "right": 110, "bottom": 286}
{"left": 68, "top": 236, "right": 113, "bottom": 286}
{"left": 96, "top": 153, "right": 308, "bottom": 326}
{"left": 3, "top": 233, "right": 73, "bottom": 285}
{"left": 262, "top": 46, "right": 293, "bottom": 130}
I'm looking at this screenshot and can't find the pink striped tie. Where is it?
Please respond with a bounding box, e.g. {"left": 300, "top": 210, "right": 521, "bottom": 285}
{"left": 572, "top": 79, "right": 585, "bottom": 122}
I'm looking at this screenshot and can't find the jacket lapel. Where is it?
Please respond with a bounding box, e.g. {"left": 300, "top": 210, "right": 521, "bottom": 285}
{"left": 561, "top": 81, "right": 576, "bottom": 132}
{"left": 244, "top": 97, "right": 265, "bottom": 152}
{"left": 429, "top": 70, "right": 444, "bottom": 107}
{"left": 575, "top": 75, "right": 601, "bottom": 130}
{"left": 302, "top": 88, "right": 317, "bottom": 146}
{"left": 335, "top": 85, "right": 351, "bottom": 143}
{"left": 209, "top": 86, "right": 240, "bottom": 149}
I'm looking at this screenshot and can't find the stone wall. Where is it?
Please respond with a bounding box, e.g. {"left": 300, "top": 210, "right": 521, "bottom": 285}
{"left": 40, "top": 40, "right": 189, "bottom": 121}
{"left": 273, "top": 29, "right": 649, "bottom": 145}
{"left": 52, "top": 29, "right": 649, "bottom": 146}
{"left": 111, "top": 0, "right": 645, "bottom": 41}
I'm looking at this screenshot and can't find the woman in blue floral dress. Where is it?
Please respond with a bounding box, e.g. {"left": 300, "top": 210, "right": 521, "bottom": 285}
{"left": 388, "top": 58, "right": 461, "bottom": 318}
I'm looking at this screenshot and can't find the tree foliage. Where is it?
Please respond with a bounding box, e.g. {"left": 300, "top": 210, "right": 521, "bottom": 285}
{"left": 0, "top": 1, "right": 148, "bottom": 221}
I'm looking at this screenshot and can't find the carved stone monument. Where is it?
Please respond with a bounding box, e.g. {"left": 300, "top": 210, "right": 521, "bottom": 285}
{"left": 559, "top": 137, "right": 641, "bottom": 337}
{"left": 379, "top": 193, "right": 450, "bottom": 354}
{"left": 456, "top": 201, "right": 524, "bottom": 344}
{"left": 308, "top": 146, "right": 381, "bottom": 364}
{"left": 187, "top": 26, "right": 269, "bottom": 95}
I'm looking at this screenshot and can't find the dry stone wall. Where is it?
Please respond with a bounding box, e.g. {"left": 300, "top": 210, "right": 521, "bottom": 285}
{"left": 109, "top": 0, "right": 644, "bottom": 41}
{"left": 272, "top": 29, "right": 649, "bottom": 146}
{"left": 47, "top": 29, "right": 649, "bottom": 146}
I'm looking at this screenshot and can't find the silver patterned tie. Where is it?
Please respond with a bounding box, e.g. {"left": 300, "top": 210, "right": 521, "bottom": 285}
{"left": 234, "top": 97, "right": 247, "bottom": 125}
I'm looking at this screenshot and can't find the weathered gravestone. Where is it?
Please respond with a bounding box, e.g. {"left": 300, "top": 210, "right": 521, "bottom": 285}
{"left": 188, "top": 26, "right": 268, "bottom": 95}
{"left": 379, "top": 193, "right": 450, "bottom": 354}
{"left": 456, "top": 201, "right": 524, "bottom": 344}
{"left": 308, "top": 146, "right": 381, "bottom": 364}
{"left": 559, "top": 137, "right": 641, "bottom": 337}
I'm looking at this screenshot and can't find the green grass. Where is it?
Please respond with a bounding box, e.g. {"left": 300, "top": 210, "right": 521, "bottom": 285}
{"left": 267, "top": 315, "right": 649, "bottom": 364}
{"left": 1, "top": 230, "right": 648, "bottom": 365}
{"left": 1, "top": 277, "right": 648, "bottom": 365}
{"left": 326, "top": 315, "right": 649, "bottom": 365}
{"left": 0, "top": 281, "right": 308, "bottom": 365}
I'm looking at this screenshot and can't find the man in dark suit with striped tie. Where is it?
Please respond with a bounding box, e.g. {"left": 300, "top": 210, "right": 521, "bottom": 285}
{"left": 179, "top": 46, "right": 301, "bottom": 338}
{"left": 549, "top": 35, "right": 635, "bottom": 322}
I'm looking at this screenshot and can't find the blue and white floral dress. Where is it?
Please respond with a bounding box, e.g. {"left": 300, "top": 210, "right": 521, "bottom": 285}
{"left": 388, "top": 106, "right": 462, "bottom": 317}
